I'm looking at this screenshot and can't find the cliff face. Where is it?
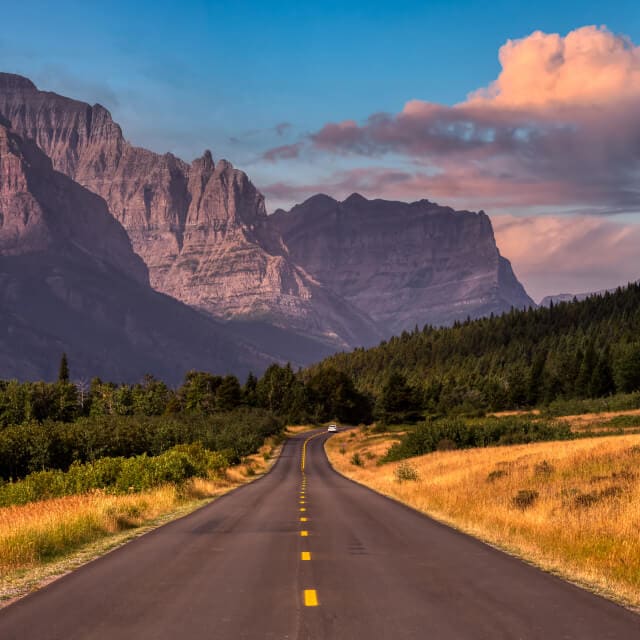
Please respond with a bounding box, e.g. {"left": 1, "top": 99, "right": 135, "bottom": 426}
{"left": 0, "top": 120, "right": 269, "bottom": 382}
{"left": 0, "top": 74, "right": 381, "bottom": 350}
{"left": 270, "top": 193, "right": 534, "bottom": 334}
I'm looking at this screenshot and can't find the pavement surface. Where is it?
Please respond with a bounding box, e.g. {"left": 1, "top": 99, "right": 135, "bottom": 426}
{"left": 1, "top": 429, "right": 638, "bottom": 639}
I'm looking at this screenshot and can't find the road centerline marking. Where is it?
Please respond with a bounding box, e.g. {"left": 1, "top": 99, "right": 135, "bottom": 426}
{"left": 303, "top": 589, "right": 318, "bottom": 606}
{"left": 301, "top": 551, "right": 311, "bottom": 561}
{"left": 300, "top": 530, "right": 309, "bottom": 537}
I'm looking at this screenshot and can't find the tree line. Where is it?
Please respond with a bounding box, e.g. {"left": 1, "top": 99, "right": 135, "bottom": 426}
{"left": 305, "top": 283, "right": 640, "bottom": 418}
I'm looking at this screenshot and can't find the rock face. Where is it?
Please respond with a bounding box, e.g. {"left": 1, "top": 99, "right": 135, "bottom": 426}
{"left": 0, "top": 119, "right": 269, "bottom": 383}
{"left": 0, "top": 72, "right": 535, "bottom": 364}
{"left": 270, "top": 194, "right": 534, "bottom": 334}
{"left": 0, "top": 74, "right": 381, "bottom": 351}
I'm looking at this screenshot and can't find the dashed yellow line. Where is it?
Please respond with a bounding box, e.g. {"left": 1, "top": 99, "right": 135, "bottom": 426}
{"left": 303, "top": 589, "right": 318, "bottom": 606}
{"left": 301, "top": 551, "right": 311, "bottom": 561}
{"left": 300, "top": 530, "right": 309, "bottom": 537}
{"left": 300, "top": 516, "right": 308, "bottom": 522}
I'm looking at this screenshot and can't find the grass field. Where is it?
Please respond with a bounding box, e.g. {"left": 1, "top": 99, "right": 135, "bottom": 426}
{"left": 0, "top": 439, "right": 280, "bottom": 604}
{"left": 326, "top": 428, "right": 640, "bottom": 609}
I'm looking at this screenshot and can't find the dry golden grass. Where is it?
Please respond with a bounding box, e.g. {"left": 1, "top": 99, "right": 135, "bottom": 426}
{"left": 0, "top": 440, "right": 280, "bottom": 601}
{"left": 327, "top": 429, "right": 640, "bottom": 608}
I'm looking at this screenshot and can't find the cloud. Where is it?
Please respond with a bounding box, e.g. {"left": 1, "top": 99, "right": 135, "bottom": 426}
{"left": 468, "top": 26, "right": 640, "bottom": 108}
{"left": 264, "top": 26, "right": 640, "bottom": 216}
{"left": 262, "top": 142, "right": 303, "bottom": 162}
{"left": 492, "top": 215, "right": 640, "bottom": 301}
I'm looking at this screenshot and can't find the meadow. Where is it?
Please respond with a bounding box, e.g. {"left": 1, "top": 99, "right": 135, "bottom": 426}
{"left": 327, "top": 427, "right": 640, "bottom": 608}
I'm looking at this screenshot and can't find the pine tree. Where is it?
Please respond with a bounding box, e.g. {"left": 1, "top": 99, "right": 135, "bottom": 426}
{"left": 58, "top": 353, "right": 70, "bottom": 382}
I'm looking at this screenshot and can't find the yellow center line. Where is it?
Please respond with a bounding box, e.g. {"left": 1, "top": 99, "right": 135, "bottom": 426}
{"left": 300, "top": 507, "right": 306, "bottom": 512}
{"left": 300, "top": 517, "right": 308, "bottom": 522}
{"left": 303, "top": 589, "right": 318, "bottom": 606}
{"left": 301, "top": 551, "right": 311, "bottom": 561}
{"left": 301, "top": 431, "right": 325, "bottom": 472}
{"left": 300, "top": 530, "right": 309, "bottom": 537}
{"left": 300, "top": 500, "right": 305, "bottom": 504}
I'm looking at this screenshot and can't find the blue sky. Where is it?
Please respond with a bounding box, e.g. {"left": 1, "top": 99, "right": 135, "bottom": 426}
{"left": 2, "top": 1, "right": 640, "bottom": 299}
{"left": 2, "top": 1, "right": 638, "bottom": 165}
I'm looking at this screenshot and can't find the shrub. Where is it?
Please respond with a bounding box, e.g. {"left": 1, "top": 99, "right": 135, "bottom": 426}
{"left": 534, "top": 460, "right": 555, "bottom": 476}
{"left": 395, "top": 462, "right": 419, "bottom": 482}
{"left": 512, "top": 490, "right": 539, "bottom": 510}
{"left": 383, "top": 416, "right": 573, "bottom": 463}
{"left": 487, "top": 469, "right": 508, "bottom": 482}
{"left": 0, "top": 443, "right": 230, "bottom": 507}
{"left": 350, "top": 453, "right": 363, "bottom": 467}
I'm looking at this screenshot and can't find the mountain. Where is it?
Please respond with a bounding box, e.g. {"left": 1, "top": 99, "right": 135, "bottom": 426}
{"left": 538, "top": 287, "right": 627, "bottom": 307}
{"left": 0, "top": 73, "right": 382, "bottom": 353}
{"left": 270, "top": 193, "right": 534, "bottom": 334}
{"left": 0, "top": 72, "right": 534, "bottom": 364}
{"left": 0, "top": 119, "right": 269, "bottom": 383}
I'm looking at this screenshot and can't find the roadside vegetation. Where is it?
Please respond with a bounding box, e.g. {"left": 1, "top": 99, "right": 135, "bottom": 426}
{"left": 0, "top": 438, "right": 278, "bottom": 601}
{"left": 327, "top": 427, "right": 640, "bottom": 608}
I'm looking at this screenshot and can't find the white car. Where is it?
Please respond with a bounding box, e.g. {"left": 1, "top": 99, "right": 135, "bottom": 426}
{"left": 327, "top": 424, "right": 338, "bottom": 432}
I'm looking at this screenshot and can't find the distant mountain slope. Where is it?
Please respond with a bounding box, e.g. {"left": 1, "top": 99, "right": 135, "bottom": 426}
{"left": 270, "top": 193, "right": 534, "bottom": 334}
{"left": 0, "top": 121, "right": 269, "bottom": 383}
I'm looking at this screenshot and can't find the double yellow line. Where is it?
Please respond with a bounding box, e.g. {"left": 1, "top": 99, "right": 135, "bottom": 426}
{"left": 300, "top": 430, "right": 324, "bottom": 472}
{"left": 300, "top": 430, "right": 325, "bottom": 608}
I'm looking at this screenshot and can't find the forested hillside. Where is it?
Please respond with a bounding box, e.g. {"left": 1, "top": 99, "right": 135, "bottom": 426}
{"left": 305, "top": 284, "right": 640, "bottom": 416}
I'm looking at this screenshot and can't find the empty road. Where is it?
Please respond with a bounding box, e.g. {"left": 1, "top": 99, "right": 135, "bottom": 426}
{"left": 1, "top": 430, "right": 638, "bottom": 639}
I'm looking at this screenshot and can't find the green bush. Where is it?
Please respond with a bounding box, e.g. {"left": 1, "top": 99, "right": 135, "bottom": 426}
{"left": 350, "top": 452, "right": 363, "bottom": 467}
{"left": 382, "top": 416, "right": 572, "bottom": 463}
{"left": 0, "top": 409, "right": 283, "bottom": 481}
{"left": 0, "top": 443, "right": 230, "bottom": 507}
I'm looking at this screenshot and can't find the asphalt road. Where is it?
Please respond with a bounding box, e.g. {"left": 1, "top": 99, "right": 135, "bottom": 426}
{"left": 1, "top": 430, "right": 638, "bottom": 639}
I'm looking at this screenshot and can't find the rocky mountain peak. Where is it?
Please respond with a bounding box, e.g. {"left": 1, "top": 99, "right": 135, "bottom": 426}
{"left": 192, "top": 149, "right": 215, "bottom": 172}
{"left": 269, "top": 193, "right": 534, "bottom": 334}
{"left": 0, "top": 73, "right": 37, "bottom": 91}
{"left": 342, "top": 192, "right": 368, "bottom": 206}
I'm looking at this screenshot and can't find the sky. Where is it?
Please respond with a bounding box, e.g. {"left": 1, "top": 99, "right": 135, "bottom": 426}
{"left": 2, "top": 0, "right": 640, "bottom": 301}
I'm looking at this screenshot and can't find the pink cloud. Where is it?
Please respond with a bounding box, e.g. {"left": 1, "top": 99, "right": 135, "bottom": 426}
{"left": 264, "top": 26, "right": 640, "bottom": 215}
{"left": 262, "top": 142, "right": 303, "bottom": 162}
{"left": 492, "top": 215, "right": 640, "bottom": 300}
{"left": 468, "top": 26, "right": 640, "bottom": 108}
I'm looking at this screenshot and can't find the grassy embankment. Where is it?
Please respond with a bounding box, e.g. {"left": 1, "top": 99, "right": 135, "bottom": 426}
{"left": 0, "top": 435, "right": 282, "bottom": 604}
{"left": 326, "top": 422, "right": 640, "bottom": 609}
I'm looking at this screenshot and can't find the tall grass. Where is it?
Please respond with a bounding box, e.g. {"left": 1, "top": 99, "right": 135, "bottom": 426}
{"left": 327, "top": 430, "right": 640, "bottom": 607}
{"left": 0, "top": 481, "right": 222, "bottom": 572}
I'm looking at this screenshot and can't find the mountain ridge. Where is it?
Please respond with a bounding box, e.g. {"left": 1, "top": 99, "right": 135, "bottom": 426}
{"left": 0, "top": 72, "right": 536, "bottom": 373}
